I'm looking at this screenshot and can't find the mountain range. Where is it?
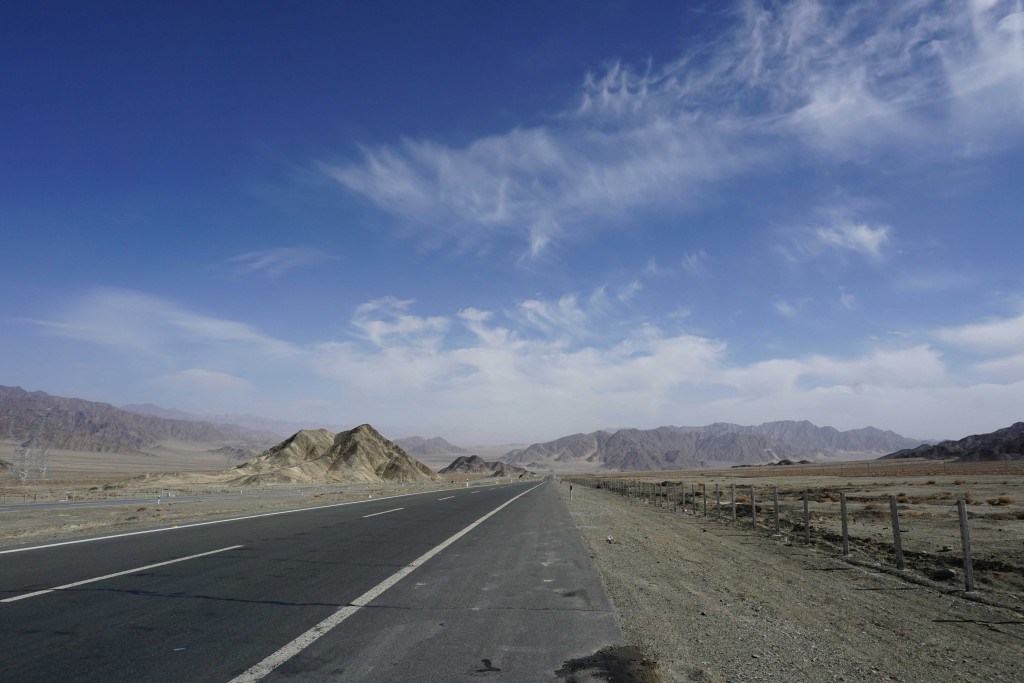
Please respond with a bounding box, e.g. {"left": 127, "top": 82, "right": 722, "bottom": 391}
{"left": 502, "top": 420, "right": 926, "bottom": 471}
{"left": 393, "top": 436, "right": 469, "bottom": 464}
{"left": 881, "top": 422, "right": 1024, "bottom": 462}
{"left": 1, "top": 385, "right": 280, "bottom": 454}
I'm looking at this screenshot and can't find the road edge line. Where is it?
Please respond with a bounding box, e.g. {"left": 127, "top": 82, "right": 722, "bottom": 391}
{"left": 228, "top": 482, "right": 545, "bottom": 682}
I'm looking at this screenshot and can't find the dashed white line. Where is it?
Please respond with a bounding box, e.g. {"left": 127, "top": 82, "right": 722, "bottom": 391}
{"left": 361, "top": 507, "right": 403, "bottom": 518}
{"left": 437, "top": 496, "right": 455, "bottom": 501}
{"left": 470, "top": 491, "right": 480, "bottom": 494}
{"left": 228, "top": 482, "right": 543, "bottom": 683}
{"left": 1, "top": 545, "right": 244, "bottom": 603}
{"left": 0, "top": 486, "right": 487, "bottom": 555}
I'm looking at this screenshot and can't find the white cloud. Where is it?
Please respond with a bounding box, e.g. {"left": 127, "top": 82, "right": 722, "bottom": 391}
{"left": 352, "top": 297, "right": 449, "bottom": 348}
{"left": 510, "top": 296, "right": 588, "bottom": 338}
{"left": 938, "top": 313, "right": 1024, "bottom": 352}
{"left": 816, "top": 223, "right": 890, "bottom": 260}
{"left": 323, "top": 1, "right": 1024, "bottom": 256}
{"left": 680, "top": 249, "right": 710, "bottom": 277}
{"left": 774, "top": 299, "right": 800, "bottom": 318}
{"left": 229, "top": 247, "right": 336, "bottom": 278}
{"left": 24, "top": 286, "right": 1024, "bottom": 442}
{"left": 974, "top": 353, "right": 1024, "bottom": 378}
{"left": 838, "top": 287, "right": 856, "bottom": 310}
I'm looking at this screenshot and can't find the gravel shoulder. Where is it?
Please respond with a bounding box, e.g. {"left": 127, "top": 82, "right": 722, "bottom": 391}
{"left": 560, "top": 482, "right": 1024, "bottom": 683}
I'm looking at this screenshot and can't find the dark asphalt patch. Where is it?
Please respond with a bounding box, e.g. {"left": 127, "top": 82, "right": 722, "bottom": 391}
{"left": 555, "top": 645, "right": 661, "bottom": 682}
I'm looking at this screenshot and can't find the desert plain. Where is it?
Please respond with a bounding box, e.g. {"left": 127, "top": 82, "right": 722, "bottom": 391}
{"left": 3, "top": 442, "right": 1023, "bottom": 682}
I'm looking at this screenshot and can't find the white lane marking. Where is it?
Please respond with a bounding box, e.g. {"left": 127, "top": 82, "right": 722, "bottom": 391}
{"left": 361, "top": 508, "right": 403, "bottom": 518}
{"left": 470, "top": 491, "right": 480, "bottom": 494}
{"left": 0, "top": 485, "right": 530, "bottom": 555}
{"left": 437, "top": 496, "right": 455, "bottom": 501}
{"left": 228, "top": 482, "right": 544, "bottom": 683}
{"left": 1, "top": 545, "right": 244, "bottom": 603}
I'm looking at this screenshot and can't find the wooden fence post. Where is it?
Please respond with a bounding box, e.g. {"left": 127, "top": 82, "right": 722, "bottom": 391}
{"left": 803, "top": 490, "right": 810, "bottom": 545}
{"left": 840, "top": 492, "right": 849, "bottom": 556}
{"left": 692, "top": 484, "right": 697, "bottom": 516}
{"left": 773, "top": 487, "right": 780, "bottom": 535}
{"left": 731, "top": 484, "right": 737, "bottom": 521}
{"left": 750, "top": 486, "right": 757, "bottom": 529}
{"left": 702, "top": 483, "right": 707, "bottom": 517}
{"left": 715, "top": 484, "right": 721, "bottom": 520}
{"left": 957, "top": 499, "right": 976, "bottom": 592}
{"left": 889, "top": 494, "right": 905, "bottom": 570}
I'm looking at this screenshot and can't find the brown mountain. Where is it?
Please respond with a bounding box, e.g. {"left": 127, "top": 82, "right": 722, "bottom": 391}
{"left": 880, "top": 422, "right": 1024, "bottom": 462}
{"left": 1, "top": 385, "right": 279, "bottom": 453}
{"left": 439, "top": 455, "right": 530, "bottom": 477}
{"left": 503, "top": 421, "right": 925, "bottom": 471}
{"left": 230, "top": 424, "right": 440, "bottom": 485}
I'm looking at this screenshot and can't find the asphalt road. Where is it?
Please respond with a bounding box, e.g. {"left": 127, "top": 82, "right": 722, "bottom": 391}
{"left": 0, "top": 480, "right": 621, "bottom": 681}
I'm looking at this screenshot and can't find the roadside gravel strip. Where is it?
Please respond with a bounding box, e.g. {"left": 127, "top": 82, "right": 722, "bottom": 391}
{"left": 560, "top": 482, "right": 1023, "bottom": 683}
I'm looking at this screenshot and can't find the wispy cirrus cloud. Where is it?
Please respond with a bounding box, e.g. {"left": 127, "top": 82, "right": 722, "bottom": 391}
{"left": 816, "top": 223, "right": 891, "bottom": 261}
{"left": 323, "top": 0, "right": 1024, "bottom": 257}
{"left": 229, "top": 247, "right": 336, "bottom": 278}
{"left": 26, "top": 288, "right": 300, "bottom": 360}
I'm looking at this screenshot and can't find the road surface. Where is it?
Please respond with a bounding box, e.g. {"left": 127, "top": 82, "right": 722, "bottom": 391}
{"left": 0, "top": 480, "right": 621, "bottom": 681}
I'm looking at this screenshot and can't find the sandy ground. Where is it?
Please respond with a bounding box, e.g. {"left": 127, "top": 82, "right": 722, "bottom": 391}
{"left": 560, "top": 479, "right": 1024, "bottom": 683}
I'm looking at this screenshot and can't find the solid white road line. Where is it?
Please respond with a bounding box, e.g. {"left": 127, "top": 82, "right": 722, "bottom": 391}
{"left": 437, "top": 496, "right": 455, "bottom": 501}
{"left": 1, "top": 545, "right": 244, "bottom": 603}
{"left": 228, "top": 482, "right": 544, "bottom": 683}
{"left": 0, "top": 484, "right": 533, "bottom": 555}
{"left": 361, "top": 508, "right": 403, "bottom": 518}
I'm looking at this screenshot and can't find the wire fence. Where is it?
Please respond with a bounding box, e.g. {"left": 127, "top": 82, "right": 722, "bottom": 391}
{"left": 563, "top": 474, "right": 1024, "bottom": 596}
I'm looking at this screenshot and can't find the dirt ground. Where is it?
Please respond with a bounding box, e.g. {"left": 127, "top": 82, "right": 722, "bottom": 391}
{"left": 560, "top": 479, "right": 1024, "bottom": 683}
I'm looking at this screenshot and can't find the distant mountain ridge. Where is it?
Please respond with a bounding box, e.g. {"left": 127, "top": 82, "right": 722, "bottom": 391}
{"left": 1, "top": 385, "right": 279, "bottom": 453}
{"left": 394, "top": 436, "right": 470, "bottom": 460}
{"left": 881, "top": 422, "right": 1024, "bottom": 462}
{"left": 503, "top": 420, "right": 926, "bottom": 471}
{"left": 120, "top": 403, "right": 308, "bottom": 437}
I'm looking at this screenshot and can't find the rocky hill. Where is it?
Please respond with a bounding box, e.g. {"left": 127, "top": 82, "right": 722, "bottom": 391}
{"left": 439, "top": 454, "right": 530, "bottom": 478}
{"left": 881, "top": 423, "right": 1024, "bottom": 462}
{"left": 1, "top": 385, "right": 279, "bottom": 453}
{"left": 503, "top": 421, "right": 926, "bottom": 471}
{"left": 231, "top": 424, "right": 440, "bottom": 485}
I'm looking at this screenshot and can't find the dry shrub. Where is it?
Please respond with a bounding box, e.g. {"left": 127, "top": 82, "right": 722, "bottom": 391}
{"left": 989, "top": 512, "right": 1013, "bottom": 521}
{"left": 926, "top": 480, "right": 936, "bottom": 485}
{"left": 1017, "top": 511, "right": 1024, "bottom": 520}
{"left": 963, "top": 490, "right": 975, "bottom": 504}
{"left": 953, "top": 479, "right": 966, "bottom": 485}
{"left": 986, "top": 495, "right": 1014, "bottom": 506}
{"left": 904, "top": 510, "right": 925, "bottom": 517}
{"left": 896, "top": 493, "right": 909, "bottom": 503}
{"left": 864, "top": 502, "right": 879, "bottom": 511}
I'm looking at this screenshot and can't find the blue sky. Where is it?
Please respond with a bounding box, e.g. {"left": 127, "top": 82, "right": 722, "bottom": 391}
{"left": 3, "top": 0, "right": 1024, "bottom": 444}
